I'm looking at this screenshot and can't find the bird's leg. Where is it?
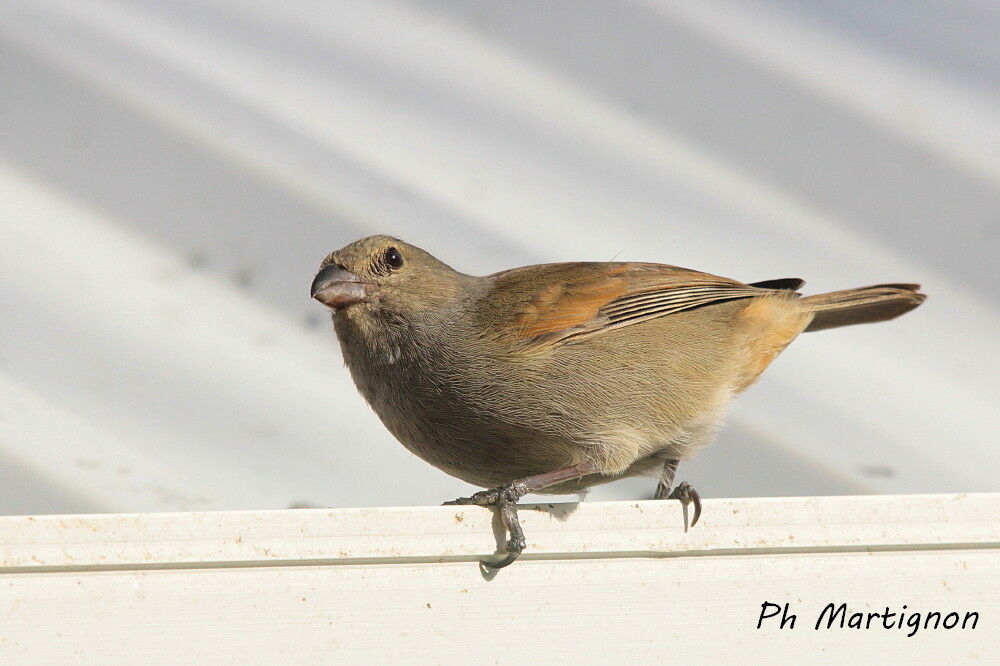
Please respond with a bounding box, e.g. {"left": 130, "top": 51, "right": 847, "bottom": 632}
{"left": 444, "top": 460, "right": 599, "bottom": 569}
{"left": 653, "top": 459, "right": 702, "bottom": 531}
{"left": 652, "top": 459, "right": 678, "bottom": 500}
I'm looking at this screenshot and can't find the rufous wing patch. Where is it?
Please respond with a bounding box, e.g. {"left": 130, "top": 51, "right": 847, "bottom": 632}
{"left": 510, "top": 275, "right": 628, "bottom": 341}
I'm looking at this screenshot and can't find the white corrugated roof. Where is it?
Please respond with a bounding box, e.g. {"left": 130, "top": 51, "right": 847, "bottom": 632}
{"left": 0, "top": 0, "right": 997, "bottom": 513}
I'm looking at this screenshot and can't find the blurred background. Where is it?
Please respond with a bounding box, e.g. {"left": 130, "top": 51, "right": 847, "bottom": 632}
{"left": 0, "top": 0, "right": 997, "bottom": 515}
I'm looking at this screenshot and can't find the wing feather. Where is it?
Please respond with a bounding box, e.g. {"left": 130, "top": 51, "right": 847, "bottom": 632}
{"left": 481, "top": 262, "right": 786, "bottom": 350}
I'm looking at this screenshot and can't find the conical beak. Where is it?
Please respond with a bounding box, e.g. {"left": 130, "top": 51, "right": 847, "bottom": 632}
{"left": 310, "top": 265, "right": 369, "bottom": 309}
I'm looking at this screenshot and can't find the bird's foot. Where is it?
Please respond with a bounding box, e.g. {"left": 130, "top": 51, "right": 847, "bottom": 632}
{"left": 443, "top": 482, "right": 527, "bottom": 507}
{"left": 444, "top": 482, "right": 528, "bottom": 570}
{"left": 654, "top": 480, "right": 702, "bottom": 531}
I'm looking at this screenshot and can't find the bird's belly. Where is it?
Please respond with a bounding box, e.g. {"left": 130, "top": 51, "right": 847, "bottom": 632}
{"left": 353, "top": 359, "right": 734, "bottom": 488}
{"left": 364, "top": 386, "right": 577, "bottom": 487}
{"left": 343, "top": 307, "right": 751, "bottom": 488}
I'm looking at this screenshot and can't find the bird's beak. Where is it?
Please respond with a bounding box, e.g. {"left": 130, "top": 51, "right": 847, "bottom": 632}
{"left": 310, "top": 265, "right": 369, "bottom": 309}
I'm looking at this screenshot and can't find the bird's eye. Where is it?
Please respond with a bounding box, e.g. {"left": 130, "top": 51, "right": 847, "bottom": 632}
{"left": 383, "top": 246, "right": 404, "bottom": 270}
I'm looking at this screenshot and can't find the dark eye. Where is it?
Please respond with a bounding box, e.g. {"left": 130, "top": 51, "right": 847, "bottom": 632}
{"left": 383, "top": 246, "right": 404, "bottom": 270}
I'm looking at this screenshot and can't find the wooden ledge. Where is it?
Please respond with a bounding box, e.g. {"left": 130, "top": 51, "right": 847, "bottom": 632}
{"left": 1, "top": 494, "right": 996, "bottom": 663}
{"left": 1, "top": 493, "right": 997, "bottom": 571}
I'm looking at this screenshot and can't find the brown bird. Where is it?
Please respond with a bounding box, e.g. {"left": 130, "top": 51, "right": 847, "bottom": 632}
{"left": 311, "top": 235, "right": 926, "bottom": 568}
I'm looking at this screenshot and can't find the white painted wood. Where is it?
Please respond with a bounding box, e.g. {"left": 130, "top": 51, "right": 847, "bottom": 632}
{"left": 1, "top": 494, "right": 997, "bottom": 663}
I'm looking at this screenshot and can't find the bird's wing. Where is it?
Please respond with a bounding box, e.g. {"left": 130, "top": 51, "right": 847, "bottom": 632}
{"left": 481, "top": 262, "right": 798, "bottom": 350}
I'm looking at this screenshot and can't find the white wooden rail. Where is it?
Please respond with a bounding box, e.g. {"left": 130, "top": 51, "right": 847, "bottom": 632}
{"left": 1, "top": 494, "right": 997, "bottom": 663}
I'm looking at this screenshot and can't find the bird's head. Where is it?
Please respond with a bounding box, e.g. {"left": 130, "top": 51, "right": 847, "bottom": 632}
{"left": 311, "top": 235, "right": 472, "bottom": 324}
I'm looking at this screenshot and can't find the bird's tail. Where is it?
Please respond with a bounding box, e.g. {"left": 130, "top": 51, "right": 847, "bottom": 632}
{"left": 801, "top": 283, "right": 926, "bottom": 332}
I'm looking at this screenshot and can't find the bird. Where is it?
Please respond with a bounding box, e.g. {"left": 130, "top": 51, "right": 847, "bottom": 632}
{"left": 311, "top": 235, "right": 926, "bottom": 568}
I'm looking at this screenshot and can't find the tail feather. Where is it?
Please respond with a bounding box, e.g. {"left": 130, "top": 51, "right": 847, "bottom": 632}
{"left": 801, "top": 283, "right": 926, "bottom": 332}
{"left": 749, "top": 277, "right": 805, "bottom": 291}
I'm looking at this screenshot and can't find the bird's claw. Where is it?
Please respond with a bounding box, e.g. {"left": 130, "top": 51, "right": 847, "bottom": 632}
{"left": 484, "top": 535, "right": 526, "bottom": 570}
{"left": 668, "top": 481, "right": 702, "bottom": 530}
